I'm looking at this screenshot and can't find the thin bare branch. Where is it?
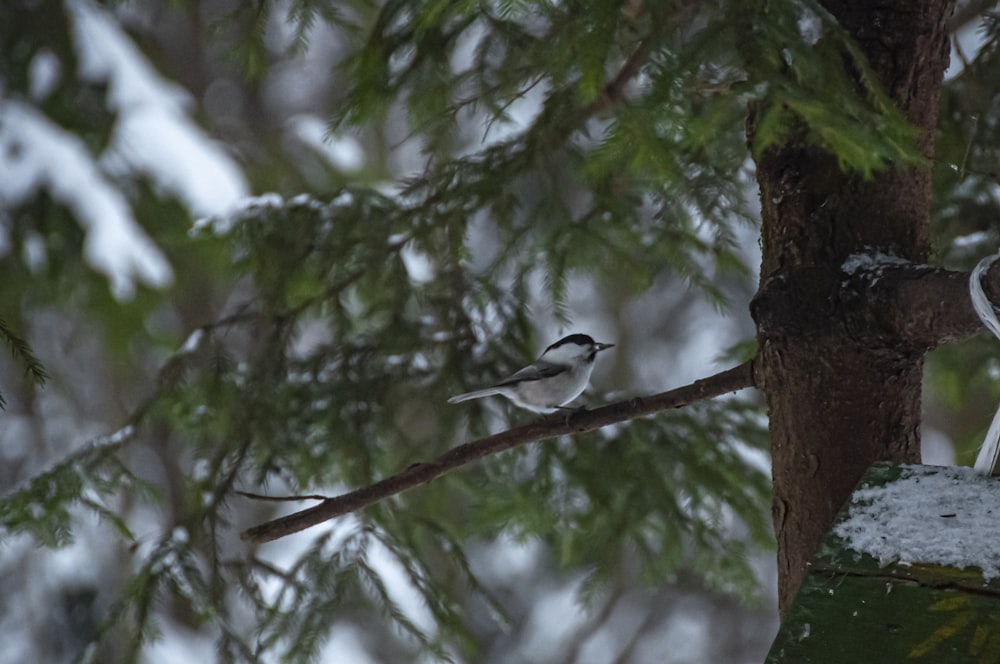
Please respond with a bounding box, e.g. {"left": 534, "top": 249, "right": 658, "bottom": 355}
{"left": 236, "top": 490, "right": 329, "bottom": 502}
{"left": 582, "top": 40, "right": 652, "bottom": 117}
{"left": 241, "top": 360, "right": 756, "bottom": 544}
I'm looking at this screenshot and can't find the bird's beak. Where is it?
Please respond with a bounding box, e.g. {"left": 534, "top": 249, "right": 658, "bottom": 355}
{"left": 595, "top": 342, "right": 614, "bottom": 352}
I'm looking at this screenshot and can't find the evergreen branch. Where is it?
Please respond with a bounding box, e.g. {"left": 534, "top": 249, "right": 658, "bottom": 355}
{"left": 0, "top": 317, "right": 48, "bottom": 386}
{"left": 241, "top": 360, "right": 756, "bottom": 544}
{"left": 582, "top": 39, "right": 651, "bottom": 118}
{"left": 580, "top": 0, "right": 708, "bottom": 118}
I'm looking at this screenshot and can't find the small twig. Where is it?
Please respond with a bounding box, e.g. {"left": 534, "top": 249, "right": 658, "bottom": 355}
{"left": 241, "top": 360, "right": 756, "bottom": 544}
{"left": 249, "top": 555, "right": 300, "bottom": 584}
{"left": 583, "top": 41, "right": 651, "bottom": 118}
{"left": 236, "top": 490, "right": 329, "bottom": 502}
{"left": 581, "top": 0, "right": 709, "bottom": 118}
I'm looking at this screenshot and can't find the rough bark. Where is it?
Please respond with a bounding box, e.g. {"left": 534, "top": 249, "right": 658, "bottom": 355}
{"left": 867, "top": 263, "right": 1000, "bottom": 349}
{"left": 749, "top": 0, "right": 956, "bottom": 613}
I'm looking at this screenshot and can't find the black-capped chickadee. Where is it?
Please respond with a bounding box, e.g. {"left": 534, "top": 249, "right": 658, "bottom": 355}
{"left": 448, "top": 334, "right": 614, "bottom": 413}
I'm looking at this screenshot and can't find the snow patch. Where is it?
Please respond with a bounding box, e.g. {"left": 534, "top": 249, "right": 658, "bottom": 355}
{"left": 834, "top": 464, "right": 1000, "bottom": 580}
{"left": 841, "top": 250, "right": 908, "bottom": 275}
{"left": 0, "top": 100, "right": 173, "bottom": 299}
{"left": 68, "top": 0, "right": 248, "bottom": 218}
{"left": 0, "top": 0, "right": 256, "bottom": 299}
{"left": 28, "top": 49, "right": 61, "bottom": 101}
{"left": 953, "top": 231, "right": 992, "bottom": 250}
{"left": 841, "top": 250, "right": 914, "bottom": 287}
{"left": 195, "top": 193, "right": 286, "bottom": 234}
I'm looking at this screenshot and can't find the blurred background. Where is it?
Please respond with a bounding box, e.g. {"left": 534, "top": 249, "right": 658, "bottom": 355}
{"left": 0, "top": 1, "right": 997, "bottom": 662}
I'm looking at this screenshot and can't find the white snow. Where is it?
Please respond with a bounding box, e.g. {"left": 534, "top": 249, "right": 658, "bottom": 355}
{"left": 840, "top": 250, "right": 918, "bottom": 288}
{"left": 193, "top": 193, "right": 286, "bottom": 234}
{"left": 0, "top": 100, "right": 173, "bottom": 299}
{"left": 104, "top": 424, "right": 135, "bottom": 445}
{"left": 834, "top": 464, "right": 1000, "bottom": 581}
{"left": 400, "top": 243, "right": 436, "bottom": 284}
{"left": 28, "top": 49, "right": 62, "bottom": 101}
{"left": 21, "top": 231, "right": 47, "bottom": 272}
{"left": 67, "top": 0, "right": 248, "bottom": 218}
{"left": 953, "top": 230, "right": 992, "bottom": 250}
{"left": 796, "top": 8, "right": 822, "bottom": 46}
{"left": 0, "top": 0, "right": 256, "bottom": 299}
{"left": 841, "top": 250, "right": 909, "bottom": 275}
{"left": 178, "top": 328, "right": 205, "bottom": 354}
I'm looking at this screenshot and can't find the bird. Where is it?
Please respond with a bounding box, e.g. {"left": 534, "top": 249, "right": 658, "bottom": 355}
{"left": 447, "top": 333, "right": 614, "bottom": 413}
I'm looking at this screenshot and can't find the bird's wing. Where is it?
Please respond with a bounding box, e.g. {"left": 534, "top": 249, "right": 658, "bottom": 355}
{"left": 495, "top": 361, "right": 568, "bottom": 387}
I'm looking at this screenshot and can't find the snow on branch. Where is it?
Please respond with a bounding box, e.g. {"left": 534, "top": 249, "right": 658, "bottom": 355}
{"left": 68, "top": 0, "right": 248, "bottom": 218}
{"left": 0, "top": 100, "right": 172, "bottom": 300}
{"left": 0, "top": 0, "right": 252, "bottom": 300}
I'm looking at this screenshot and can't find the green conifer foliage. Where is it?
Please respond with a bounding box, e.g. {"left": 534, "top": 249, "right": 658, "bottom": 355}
{"left": 1, "top": 0, "right": 997, "bottom": 661}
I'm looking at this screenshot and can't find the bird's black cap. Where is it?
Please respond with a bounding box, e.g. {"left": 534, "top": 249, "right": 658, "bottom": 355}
{"left": 545, "top": 334, "right": 595, "bottom": 352}
{"left": 544, "top": 333, "right": 615, "bottom": 353}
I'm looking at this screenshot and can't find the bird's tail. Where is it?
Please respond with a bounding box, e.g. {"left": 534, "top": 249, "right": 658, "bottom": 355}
{"left": 447, "top": 388, "right": 502, "bottom": 404}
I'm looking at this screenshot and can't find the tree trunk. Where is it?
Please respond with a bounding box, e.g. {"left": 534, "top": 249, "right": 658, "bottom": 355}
{"left": 750, "top": 0, "right": 956, "bottom": 613}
